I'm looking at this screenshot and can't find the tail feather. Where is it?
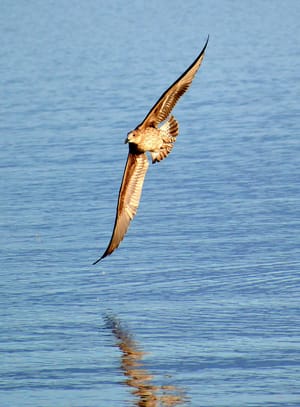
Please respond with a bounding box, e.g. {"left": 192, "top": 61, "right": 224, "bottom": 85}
{"left": 151, "top": 116, "right": 179, "bottom": 163}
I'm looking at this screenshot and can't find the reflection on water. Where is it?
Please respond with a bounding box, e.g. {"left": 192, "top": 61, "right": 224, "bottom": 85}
{"left": 105, "top": 315, "right": 187, "bottom": 407}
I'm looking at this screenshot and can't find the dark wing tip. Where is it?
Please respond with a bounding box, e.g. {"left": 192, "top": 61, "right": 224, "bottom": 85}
{"left": 92, "top": 257, "right": 101, "bottom": 265}
{"left": 202, "top": 35, "right": 209, "bottom": 53}
{"left": 92, "top": 254, "right": 105, "bottom": 265}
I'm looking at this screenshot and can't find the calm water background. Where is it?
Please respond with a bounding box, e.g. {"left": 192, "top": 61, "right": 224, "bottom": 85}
{"left": 1, "top": 1, "right": 300, "bottom": 406}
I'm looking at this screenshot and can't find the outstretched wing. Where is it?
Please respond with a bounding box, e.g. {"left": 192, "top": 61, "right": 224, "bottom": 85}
{"left": 139, "top": 36, "right": 209, "bottom": 129}
{"left": 93, "top": 152, "right": 149, "bottom": 264}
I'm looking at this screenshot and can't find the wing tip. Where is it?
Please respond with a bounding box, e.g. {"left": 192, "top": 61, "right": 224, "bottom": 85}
{"left": 92, "top": 253, "right": 106, "bottom": 265}
{"left": 93, "top": 245, "right": 114, "bottom": 264}
{"left": 202, "top": 35, "right": 209, "bottom": 53}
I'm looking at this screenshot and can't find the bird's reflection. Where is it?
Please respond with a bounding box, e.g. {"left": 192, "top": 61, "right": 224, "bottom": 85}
{"left": 105, "top": 314, "right": 188, "bottom": 407}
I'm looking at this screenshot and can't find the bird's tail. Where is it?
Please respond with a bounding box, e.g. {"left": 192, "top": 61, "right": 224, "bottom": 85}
{"left": 151, "top": 115, "right": 179, "bottom": 163}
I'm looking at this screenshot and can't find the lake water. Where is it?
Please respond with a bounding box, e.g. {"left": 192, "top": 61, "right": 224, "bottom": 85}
{"left": 1, "top": 1, "right": 300, "bottom": 406}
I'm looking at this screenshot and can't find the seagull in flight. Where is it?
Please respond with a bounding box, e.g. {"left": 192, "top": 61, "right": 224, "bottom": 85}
{"left": 94, "top": 37, "right": 209, "bottom": 264}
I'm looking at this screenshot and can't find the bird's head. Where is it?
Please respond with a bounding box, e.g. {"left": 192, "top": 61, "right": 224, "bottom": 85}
{"left": 125, "top": 130, "right": 139, "bottom": 144}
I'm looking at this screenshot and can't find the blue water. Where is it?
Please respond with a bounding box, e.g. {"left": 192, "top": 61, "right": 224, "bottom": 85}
{"left": 1, "top": 1, "right": 300, "bottom": 406}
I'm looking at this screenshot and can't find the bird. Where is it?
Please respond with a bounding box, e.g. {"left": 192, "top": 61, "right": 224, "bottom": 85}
{"left": 93, "top": 37, "right": 209, "bottom": 264}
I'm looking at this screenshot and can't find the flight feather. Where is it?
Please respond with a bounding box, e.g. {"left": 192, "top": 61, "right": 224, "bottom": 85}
{"left": 139, "top": 35, "right": 209, "bottom": 128}
{"left": 93, "top": 152, "right": 149, "bottom": 264}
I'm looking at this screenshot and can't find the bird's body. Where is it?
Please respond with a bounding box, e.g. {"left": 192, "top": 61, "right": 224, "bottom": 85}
{"left": 128, "top": 115, "right": 179, "bottom": 162}
{"left": 128, "top": 126, "right": 162, "bottom": 154}
{"left": 94, "top": 37, "right": 209, "bottom": 264}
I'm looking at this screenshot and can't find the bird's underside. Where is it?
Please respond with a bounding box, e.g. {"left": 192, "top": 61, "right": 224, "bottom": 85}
{"left": 93, "top": 36, "right": 209, "bottom": 264}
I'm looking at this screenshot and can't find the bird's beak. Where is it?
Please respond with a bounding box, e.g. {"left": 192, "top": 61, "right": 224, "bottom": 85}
{"left": 125, "top": 132, "right": 132, "bottom": 144}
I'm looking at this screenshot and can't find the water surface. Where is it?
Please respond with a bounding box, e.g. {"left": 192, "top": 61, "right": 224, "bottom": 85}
{"left": 1, "top": 1, "right": 300, "bottom": 406}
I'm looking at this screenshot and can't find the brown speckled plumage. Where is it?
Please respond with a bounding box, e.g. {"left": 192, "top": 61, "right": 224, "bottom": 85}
{"left": 94, "top": 37, "right": 208, "bottom": 264}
